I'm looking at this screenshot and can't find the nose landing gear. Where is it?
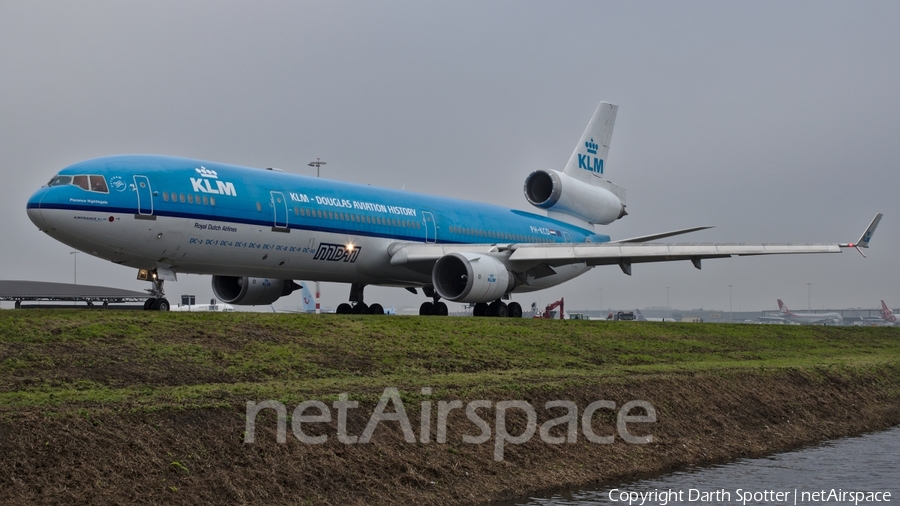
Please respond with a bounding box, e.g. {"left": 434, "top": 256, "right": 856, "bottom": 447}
{"left": 139, "top": 268, "right": 170, "bottom": 311}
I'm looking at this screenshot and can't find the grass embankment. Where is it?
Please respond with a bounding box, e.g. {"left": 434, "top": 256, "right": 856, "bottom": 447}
{"left": 1, "top": 311, "right": 899, "bottom": 505}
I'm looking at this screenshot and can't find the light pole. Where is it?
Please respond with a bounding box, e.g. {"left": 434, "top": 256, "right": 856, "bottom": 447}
{"left": 807, "top": 283, "right": 812, "bottom": 310}
{"left": 70, "top": 251, "right": 79, "bottom": 284}
{"left": 308, "top": 158, "right": 327, "bottom": 314}
{"left": 308, "top": 158, "right": 326, "bottom": 178}
{"left": 666, "top": 286, "right": 670, "bottom": 321}
{"left": 728, "top": 284, "right": 733, "bottom": 322}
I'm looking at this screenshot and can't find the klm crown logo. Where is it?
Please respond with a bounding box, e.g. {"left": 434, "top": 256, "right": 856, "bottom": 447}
{"left": 195, "top": 166, "right": 218, "bottom": 179}
{"left": 578, "top": 138, "right": 603, "bottom": 174}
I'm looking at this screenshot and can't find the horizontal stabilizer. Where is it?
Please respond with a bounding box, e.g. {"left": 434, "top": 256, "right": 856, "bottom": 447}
{"left": 608, "top": 226, "right": 713, "bottom": 244}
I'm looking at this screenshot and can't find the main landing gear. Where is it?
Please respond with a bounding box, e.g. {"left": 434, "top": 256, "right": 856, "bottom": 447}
{"left": 418, "top": 286, "right": 448, "bottom": 316}
{"left": 336, "top": 283, "right": 386, "bottom": 315}
{"left": 473, "top": 300, "right": 522, "bottom": 318}
{"left": 142, "top": 271, "right": 170, "bottom": 311}
{"left": 414, "top": 286, "right": 522, "bottom": 317}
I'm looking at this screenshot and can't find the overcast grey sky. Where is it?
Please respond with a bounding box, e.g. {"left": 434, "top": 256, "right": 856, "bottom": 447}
{"left": 2, "top": 1, "right": 898, "bottom": 312}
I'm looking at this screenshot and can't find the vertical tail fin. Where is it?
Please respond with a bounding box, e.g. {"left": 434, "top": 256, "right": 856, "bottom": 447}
{"left": 300, "top": 282, "right": 316, "bottom": 312}
{"left": 562, "top": 102, "right": 618, "bottom": 183}
{"left": 777, "top": 299, "right": 793, "bottom": 315}
{"left": 881, "top": 300, "right": 896, "bottom": 322}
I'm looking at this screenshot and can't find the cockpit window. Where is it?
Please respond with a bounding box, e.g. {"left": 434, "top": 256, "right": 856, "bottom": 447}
{"left": 73, "top": 175, "right": 90, "bottom": 191}
{"left": 48, "top": 174, "right": 111, "bottom": 193}
{"left": 90, "top": 175, "right": 109, "bottom": 193}
{"left": 48, "top": 175, "right": 72, "bottom": 187}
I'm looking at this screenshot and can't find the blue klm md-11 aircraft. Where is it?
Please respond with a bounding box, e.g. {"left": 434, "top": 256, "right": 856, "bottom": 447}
{"left": 26, "top": 101, "right": 882, "bottom": 316}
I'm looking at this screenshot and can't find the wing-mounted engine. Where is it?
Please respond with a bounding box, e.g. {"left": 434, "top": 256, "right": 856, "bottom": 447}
{"left": 212, "top": 275, "right": 300, "bottom": 305}
{"left": 432, "top": 252, "right": 515, "bottom": 303}
{"left": 524, "top": 169, "right": 626, "bottom": 225}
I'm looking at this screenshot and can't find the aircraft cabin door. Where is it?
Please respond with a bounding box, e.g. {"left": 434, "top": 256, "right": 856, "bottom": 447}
{"left": 423, "top": 211, "right": 436, "bottom": 244}
{"left": 270, "top": 191, "right": 288, "bottom": 230}
{"left": 133, "top": 175, "right": 153, "bottom": 216}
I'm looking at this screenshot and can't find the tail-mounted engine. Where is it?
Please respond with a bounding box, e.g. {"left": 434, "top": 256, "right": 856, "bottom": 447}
{"left": 524, "top": 169, "right": 626, "bottom": 225}
{"left": 212, "top": 276, "right": 300, "bottom": 305}
{"left": 432, "top": 252, "right": 515, "bottom": 303}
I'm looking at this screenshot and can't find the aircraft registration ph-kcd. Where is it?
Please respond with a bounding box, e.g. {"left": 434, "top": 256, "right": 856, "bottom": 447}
{"left": 26, "top": 101, "right": 883, "bottom": 316}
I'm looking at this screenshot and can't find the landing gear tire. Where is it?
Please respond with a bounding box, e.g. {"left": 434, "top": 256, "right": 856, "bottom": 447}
{"left": 474, "top": 302, "right": 488, "bottom": 317}
{"left": 336, "top": 303, "right": 352, "bottom": 314}
{"left": 434, "top": 302, "right": 448, "bottom": 316}
{"left": 152, "top": 298, "right": 170, "bottom": 311}
{"left": 420, "top": 301, "right": 434, "bottom": 315}
{"left": 507, "top": 302, "right": 522, "bottom": 318}
{"left": 490, "top": 301, "right": 508, "bottom": 318}
{"left": 143, "top": 298, "right": 156, "bottom": 310}
{"left": 369, "top": 303, "right": 384, "bottom": 315}
{"left": 351, "top": 302, "right": 369, "bottom": 314}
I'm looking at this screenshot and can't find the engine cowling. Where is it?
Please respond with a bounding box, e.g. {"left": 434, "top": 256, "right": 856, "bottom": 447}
{"left": 432, "top": 252, "right": 515, "bottom": 303}
{"left": 524, "top": 169, "right": 625, "bottom": 225}
{"left": 211, "top": 276, "right": 300, "bottom": 306}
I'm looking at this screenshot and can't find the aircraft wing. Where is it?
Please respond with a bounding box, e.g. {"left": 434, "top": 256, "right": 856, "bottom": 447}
{"left": 506, "top": 242, "right": 841, "bottom": 272}
{"left": 390, "top": 241, "right": 841, "bottom": 275}
{"left": 389, "top": 213, "right": 881, "bottom": 276}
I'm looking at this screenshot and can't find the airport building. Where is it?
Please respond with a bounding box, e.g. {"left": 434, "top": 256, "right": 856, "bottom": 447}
{"left": 579, "top": 307, "right": 892, "bottom": 324}
{"left": 0, "top": 280, "right": 147, "bottom": 309}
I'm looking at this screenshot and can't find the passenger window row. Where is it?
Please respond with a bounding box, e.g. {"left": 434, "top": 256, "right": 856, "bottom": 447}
{"left": 448, "top": 224, "right": 552, "bottom": 243}
{"left": 255, "top": 204, "right": 423, "bottom": 229}
{"left": 162, "top": 192, "right": 216, "bottom": 206}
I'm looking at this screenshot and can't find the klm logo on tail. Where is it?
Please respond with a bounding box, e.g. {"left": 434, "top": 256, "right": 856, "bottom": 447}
{"left": 578, "top": 138, "right": 604, "bottom": 174}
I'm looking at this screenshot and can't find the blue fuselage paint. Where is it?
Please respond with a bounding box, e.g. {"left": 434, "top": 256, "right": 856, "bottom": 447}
{"left": 28, "top": 155, "right": 607, "bottom": 246}
{"left": 26, "top": 155, "right": 610, "bottom": 288}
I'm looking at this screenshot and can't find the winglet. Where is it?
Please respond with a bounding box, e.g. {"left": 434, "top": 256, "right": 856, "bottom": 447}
{"left": 840, "top": 213, "right": 883, "bottom": 257}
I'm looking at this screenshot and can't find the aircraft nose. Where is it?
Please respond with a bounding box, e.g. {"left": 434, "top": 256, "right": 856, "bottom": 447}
{"left": 26, "top": 188, "right": 49, "bottom": 230}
